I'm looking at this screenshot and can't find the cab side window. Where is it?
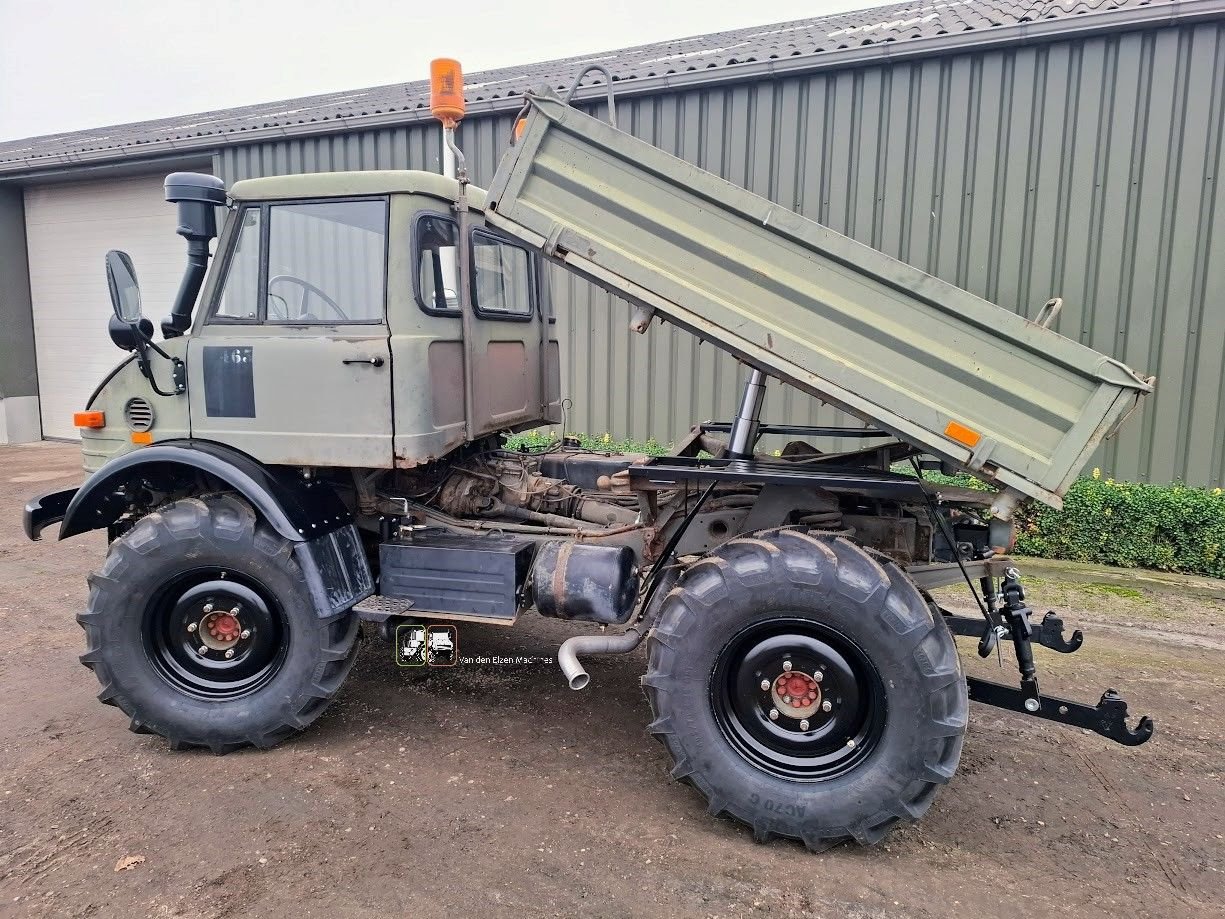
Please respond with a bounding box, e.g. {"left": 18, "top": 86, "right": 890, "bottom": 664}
{"left": 415, "top": 215, "right": 459, "bottom": 314}
{"left": 266, "top": 200, "right": 387, "bottom": 323}
{"left": 214, "top": 207, "right": 262, "bottom": 320}
{"left": 210, "top": 198, "right": 388, "bottom": 324}
{"left": 471, "top": 231, "right": 534, "bottom": 319}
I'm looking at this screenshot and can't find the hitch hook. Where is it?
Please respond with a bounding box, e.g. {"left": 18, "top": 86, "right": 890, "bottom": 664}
{"left": 1096, "top": 688, "right": 1155, "bottom": 746}
{"left": 1037, "top": 612, "right": 1083, "bottom": 653}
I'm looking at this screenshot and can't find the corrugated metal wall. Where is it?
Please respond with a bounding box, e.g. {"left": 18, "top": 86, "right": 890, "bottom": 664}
{"left": 216, "top": 19, "right": 1225, "bottom": 486}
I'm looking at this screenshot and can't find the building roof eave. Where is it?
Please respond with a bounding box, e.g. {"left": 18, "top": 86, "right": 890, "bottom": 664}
{"left": 1, "top": 0, "right": 1220, "bottom": 180}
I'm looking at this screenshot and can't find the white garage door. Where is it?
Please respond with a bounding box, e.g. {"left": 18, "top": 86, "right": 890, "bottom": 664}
{"left": 24, "top": 172, "right": 203, "bottom": 440}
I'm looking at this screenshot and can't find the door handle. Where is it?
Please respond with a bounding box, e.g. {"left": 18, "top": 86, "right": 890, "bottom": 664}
{"left": 342, "top": 357, "right": 385, "bottom": 367}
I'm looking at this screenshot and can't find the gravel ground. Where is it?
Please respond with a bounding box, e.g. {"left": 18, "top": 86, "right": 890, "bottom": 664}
{"left": 0, "top": 442, "right": 1221, "bottom": 919}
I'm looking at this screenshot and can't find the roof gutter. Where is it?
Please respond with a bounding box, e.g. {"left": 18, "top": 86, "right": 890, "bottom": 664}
{"left": 1, "top": 0, "right": 1221, "bottom": 179}
{"left": 0, "top": 151, "right": 215, "bottom": 185}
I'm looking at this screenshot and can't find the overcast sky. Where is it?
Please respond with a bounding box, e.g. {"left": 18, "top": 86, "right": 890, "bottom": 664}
{"left": 0, "top": 0, "right": 888, "bottom": 142}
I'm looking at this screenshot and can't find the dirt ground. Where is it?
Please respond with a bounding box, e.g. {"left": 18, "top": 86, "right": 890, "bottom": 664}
{"left": 0, "top": 442, "right": 1221, "bottom": 919}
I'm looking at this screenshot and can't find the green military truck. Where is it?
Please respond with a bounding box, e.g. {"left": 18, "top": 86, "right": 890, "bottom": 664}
{"left": 24, "top": 64, "right": 1155, "bottom": 850}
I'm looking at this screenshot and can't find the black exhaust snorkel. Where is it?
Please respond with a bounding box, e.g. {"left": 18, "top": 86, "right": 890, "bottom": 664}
{"left": 161, "top": 172, "right": 226, "bottom": 339}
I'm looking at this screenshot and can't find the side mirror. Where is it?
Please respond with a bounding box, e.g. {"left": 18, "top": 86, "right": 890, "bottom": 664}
{"left": 108, "top": 313, "right": 155, "bottom": 352}
{"left": 105, "top": 250, "right": 142, "bottom": 323}
{"left": 101, "top": 249, "right": 186, "bottom": 394}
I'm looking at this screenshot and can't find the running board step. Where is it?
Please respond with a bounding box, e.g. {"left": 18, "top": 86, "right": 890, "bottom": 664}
{"left": 352, "top": 595, "right": 415, "bottom": 620}
{"left": 352, "top": 594, "right": 518, "bottom": 628}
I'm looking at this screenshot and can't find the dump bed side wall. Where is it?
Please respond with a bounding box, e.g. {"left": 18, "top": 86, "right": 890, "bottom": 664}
{"left": 485, "top": 95, "right": 1151, "bottom": 507}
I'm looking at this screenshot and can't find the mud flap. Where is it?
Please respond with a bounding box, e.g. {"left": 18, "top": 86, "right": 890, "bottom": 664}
{"left": 295, "top": 524, "right": 374, "bottom": 618}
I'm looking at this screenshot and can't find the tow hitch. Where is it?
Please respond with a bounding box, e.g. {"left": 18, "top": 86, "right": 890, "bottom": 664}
{"left": 941, "top": 568, "right": 1154, "bottom": 747}
{"left": 964, "top": 680, "right": 1153, "bottom": 746}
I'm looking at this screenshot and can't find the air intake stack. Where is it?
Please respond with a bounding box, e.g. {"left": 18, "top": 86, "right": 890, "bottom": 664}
{"left": 161, "top": 172, "right": 226, "bottom": 338}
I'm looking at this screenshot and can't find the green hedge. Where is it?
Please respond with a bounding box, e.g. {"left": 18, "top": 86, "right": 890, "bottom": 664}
{"left": 871, "top": 464, "right": 1225, "bottom": 579}
{"left": 1013, "top": 472, "right": 1225, "bottom": 579}
{"left": 504, "top": 429, "right": 669, "bottom": 455}
{"left": 879, "top": 465, "right": 1225, "bottom": 578}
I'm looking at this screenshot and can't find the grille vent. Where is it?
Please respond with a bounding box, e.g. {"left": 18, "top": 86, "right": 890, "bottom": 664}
{"left": 124, "top": 397, "right": 154, "bottom": 432}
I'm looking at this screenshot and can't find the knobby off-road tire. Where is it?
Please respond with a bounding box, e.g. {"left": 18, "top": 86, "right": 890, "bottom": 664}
{"left": 643, "top": 530, "right": 967, "bottom": 849}
{"left": 78, "top": 495, "right": 360, "bottom": 754}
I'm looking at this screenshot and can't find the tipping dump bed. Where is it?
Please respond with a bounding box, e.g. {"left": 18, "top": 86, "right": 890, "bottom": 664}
{"left": 484, "top": 93, "right": 1153, "bottom": 508}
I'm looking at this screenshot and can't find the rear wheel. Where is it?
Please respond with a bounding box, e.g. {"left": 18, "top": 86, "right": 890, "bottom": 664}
{"left": 643, "top": 530, "right": 967, "bottom": 849}
{"left": 78, "top": 495, "right": 359, "bottom": 753}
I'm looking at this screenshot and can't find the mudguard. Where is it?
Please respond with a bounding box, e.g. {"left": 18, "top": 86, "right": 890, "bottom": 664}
{"left": 58, "top": 440, "right": 351, "bottom": 541}
{"left": 46, "top": 440, "right": 372, "bottom": 618}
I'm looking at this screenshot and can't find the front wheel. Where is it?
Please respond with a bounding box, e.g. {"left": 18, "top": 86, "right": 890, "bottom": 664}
{"left": 78, "top": 495, "right": 359, "bottom": 753}
{"left": 643, "top": 531, "right": 967, "bottom": 849}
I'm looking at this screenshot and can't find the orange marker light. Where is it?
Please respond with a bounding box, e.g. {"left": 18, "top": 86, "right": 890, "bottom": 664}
{"left": 130, "top": 431, "right": 153, "bottom": 445}
{"left": 513, "top": 117, "right": 528, "bottom": 142}
{"left": 944, "top": 420, "right": 981, "bottom": 448}
{"left": 73, "top": 411, "right": 105, "bottom": 429}
{"left": 430, "top": 58, "right": 466, "bottom": 125}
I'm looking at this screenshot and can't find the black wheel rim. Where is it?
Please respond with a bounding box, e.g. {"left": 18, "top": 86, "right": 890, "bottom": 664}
{"left": 142, "top": 568, "right": 287, "bottom": 700}
{"left": 711, "top": 616, "right": 886, "bottom": 781}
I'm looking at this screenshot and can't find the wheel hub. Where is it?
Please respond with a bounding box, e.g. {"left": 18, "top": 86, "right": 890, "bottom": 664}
{"left": 771, "top": 668, "right": 821, "bottom": 719}
{"left": 199, "top": 610, "right": 243, "bottom": 650}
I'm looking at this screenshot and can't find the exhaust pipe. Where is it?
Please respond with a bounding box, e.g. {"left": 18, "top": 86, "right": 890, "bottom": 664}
{"left": 557, "top": 623, "right": 648, "bottom": 691}
{"left": 554, "top": 557, "right": 687, "bottom": 690}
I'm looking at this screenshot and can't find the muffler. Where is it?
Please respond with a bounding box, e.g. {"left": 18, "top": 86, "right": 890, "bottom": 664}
{"left": 532, "top": 541, "right": 638, "bottom": 625}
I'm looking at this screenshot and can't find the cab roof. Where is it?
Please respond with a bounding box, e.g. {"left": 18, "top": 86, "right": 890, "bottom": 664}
{"left": 227, "top": 169, "right": 486, "bottom": 208}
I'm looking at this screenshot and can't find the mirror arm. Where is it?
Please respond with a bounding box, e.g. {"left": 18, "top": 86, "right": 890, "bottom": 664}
{"left": 138, "top": 329, "right": 173, "bottom": 361}
{"left": 129, "top": 323, "right": 187, "bottom": 397}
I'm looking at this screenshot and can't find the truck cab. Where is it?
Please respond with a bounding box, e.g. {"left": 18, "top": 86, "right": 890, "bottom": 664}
{"left": 81, "top": 170, "right": 561, "bottom": 472}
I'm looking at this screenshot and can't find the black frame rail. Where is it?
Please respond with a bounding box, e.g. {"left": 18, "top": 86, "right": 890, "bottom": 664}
{"left": 627, "top": 455, "right": 928, "bottom": 501}
{"left": 697, "top": 422, "right": 894, "bottom": 440}
{"left": 966, "top": 678, "right": 1153, "bottom": 747}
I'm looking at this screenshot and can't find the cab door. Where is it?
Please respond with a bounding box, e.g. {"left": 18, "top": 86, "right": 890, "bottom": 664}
{"left": 404, "top": 209, "right": 556, "bottom": 458}
{"left": 188, "top": 197, "right": 394, "bottom": 468}
{"left": 464, "top": 225, "right": 547, "bottom": 436}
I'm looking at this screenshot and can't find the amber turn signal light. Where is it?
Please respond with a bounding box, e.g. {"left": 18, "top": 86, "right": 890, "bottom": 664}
{"left": 130, "top": 431, "right": 153, "bottom": 445}
{"left": 430, "top": 58, "right": 465, "bottom": 125}
{"left": 73, "top": 411, "right": 105, "bottom": 429}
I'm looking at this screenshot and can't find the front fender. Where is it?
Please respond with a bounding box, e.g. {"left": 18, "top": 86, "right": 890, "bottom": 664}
{"left": 58, "top": 440, "right": 352, "bottom": 542}
{"left": 49, "top": 440, "right": 372, "bottom": 617}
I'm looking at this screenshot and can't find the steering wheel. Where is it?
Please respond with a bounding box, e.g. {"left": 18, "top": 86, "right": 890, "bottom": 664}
{"left": 267, "top": 275, "right": 349, "bottom": 321}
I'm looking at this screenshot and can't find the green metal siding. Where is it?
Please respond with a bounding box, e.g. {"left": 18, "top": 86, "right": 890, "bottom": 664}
{"left": 216, "top": 19, "right": 1225, "bottom": 486}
